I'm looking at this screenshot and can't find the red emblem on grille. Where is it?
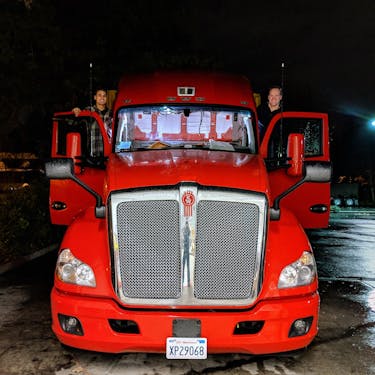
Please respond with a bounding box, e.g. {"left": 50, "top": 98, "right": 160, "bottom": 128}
{"left": 182, "top": 191, "right": 195, "bottom": 217}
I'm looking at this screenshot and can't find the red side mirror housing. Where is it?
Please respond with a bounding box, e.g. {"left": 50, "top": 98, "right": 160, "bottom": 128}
{"left": 66, "top": 132, "right": 82, "bottom": 174}
{"left": 287, "top": 133, "right": 304, "bottom": 177}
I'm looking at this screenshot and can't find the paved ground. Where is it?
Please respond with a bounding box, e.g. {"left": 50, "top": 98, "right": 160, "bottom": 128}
{"left": 0, "top": 208, "right": 374, "bottom": 374}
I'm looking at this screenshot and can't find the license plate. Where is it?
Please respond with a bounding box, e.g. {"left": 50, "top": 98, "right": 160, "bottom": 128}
{"left": 166, "top": 337, "right": 207, "bottom": 359}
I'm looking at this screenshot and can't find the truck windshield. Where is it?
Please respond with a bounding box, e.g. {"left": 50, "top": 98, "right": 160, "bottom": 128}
{"left": 114, "top": 106, "right": 256, "bottom": 153}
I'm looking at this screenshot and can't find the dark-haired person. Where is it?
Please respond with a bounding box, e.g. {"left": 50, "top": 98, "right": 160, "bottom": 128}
{"left": 72, "top": 88, "right": 112, "bottom": 138}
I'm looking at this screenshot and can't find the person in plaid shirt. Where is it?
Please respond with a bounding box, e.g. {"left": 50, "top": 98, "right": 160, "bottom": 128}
{"left": 72, "top": 88, "right": 113, "bottom": 157}
{"left": 72, "top": 88, "right": 113, "bottom": 138}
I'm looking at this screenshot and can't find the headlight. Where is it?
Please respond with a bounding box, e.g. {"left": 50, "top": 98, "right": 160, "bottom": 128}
{"left": 278, "top": 251, "right": 317, "bottom": 289}
{"left": 56, "top": 249, "right": 96, "bottom": 287}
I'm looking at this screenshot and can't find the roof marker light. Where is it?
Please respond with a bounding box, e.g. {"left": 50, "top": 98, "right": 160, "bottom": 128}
{"left": 177, "top": 87, "right": 195, "bottom": 96}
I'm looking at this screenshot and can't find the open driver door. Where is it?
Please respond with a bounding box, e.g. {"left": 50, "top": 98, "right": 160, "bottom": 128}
{"left": 49, "top": 111, "right": 111, "bottom": 225}
{"left": 260, "top": 111, "right": 331, "bottom": 229}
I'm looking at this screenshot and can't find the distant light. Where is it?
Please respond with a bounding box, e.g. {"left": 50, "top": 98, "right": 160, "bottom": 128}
{"left": 371, "top": 119, "right": 375, "bottom": 127}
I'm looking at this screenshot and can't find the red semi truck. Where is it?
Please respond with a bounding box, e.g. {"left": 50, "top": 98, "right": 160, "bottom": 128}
{"left": 45, "top": 71, "right": 331, "bottom": 358}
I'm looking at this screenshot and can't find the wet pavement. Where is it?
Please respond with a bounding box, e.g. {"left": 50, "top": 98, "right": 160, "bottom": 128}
{"left": 0, "top": 208, "right": 374, "bottom": 374}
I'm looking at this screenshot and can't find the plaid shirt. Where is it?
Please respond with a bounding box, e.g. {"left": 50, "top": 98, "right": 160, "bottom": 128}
{"left": 86, "top": 105, "right": 113, "bottom": 157}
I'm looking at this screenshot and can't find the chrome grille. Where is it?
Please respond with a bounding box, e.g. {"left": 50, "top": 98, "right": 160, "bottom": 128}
{"left": 195, "top": 201, "right": 259, "bottom": 299}
{"left": 110, "top": 187, "right": 266, "bottom": 306}
{"left": 116, "top": 200, "right": 181, "bottom": 299}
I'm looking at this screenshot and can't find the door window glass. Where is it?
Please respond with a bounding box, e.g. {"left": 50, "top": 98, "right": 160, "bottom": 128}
{"left": 267, "top": 117, "right": 323, "bottom": 160}
{"left": 56, "top": 117, "right": 104, "bottom": 158}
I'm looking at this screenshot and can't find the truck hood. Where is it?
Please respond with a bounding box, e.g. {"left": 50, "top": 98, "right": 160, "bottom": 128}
{"left": 106, "top": 149, "right": 269, "bottom": 194}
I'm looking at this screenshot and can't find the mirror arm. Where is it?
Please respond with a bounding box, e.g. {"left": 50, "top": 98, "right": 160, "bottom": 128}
{"left": 70, "top": 174, "right": 103, "bottom": 209}
{"left": 68, "top": 175, "right": 105, "bottom": 219}
{"left": 270, "top": 174, "right": 306, "bottom": 221}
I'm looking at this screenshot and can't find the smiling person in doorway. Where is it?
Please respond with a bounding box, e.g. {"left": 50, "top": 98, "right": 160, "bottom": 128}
{"left": 257, "top": 86, "right": 283, "bottom": 140}
{"left": 72, "top": 88, "right": 113, "bottom": 138}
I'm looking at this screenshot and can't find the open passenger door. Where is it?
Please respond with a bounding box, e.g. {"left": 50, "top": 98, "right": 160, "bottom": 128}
{"left": 260, "top": 112, "right": 331, "bottom": 229}
{"left": 49, "top": 111, "right": 111, "bottom": 225}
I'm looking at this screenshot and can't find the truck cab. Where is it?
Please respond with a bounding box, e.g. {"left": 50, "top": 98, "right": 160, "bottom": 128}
{"left": 46, "top": 71, "right": 330, "bottom": 357}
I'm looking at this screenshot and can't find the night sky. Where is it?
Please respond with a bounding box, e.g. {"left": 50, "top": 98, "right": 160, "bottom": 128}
{"left": 56, "top": 0, "right": 375, "bottom": 115}
{"left": 1, "top": 0, "right": 375, "bottom": 177}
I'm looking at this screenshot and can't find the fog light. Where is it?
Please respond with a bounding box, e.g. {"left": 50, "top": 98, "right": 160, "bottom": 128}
{"left": 289, "top": 317, "right": 313, "bottom": 337}
{"left": 58, "top": 313, "right": 84, "bottom": 336}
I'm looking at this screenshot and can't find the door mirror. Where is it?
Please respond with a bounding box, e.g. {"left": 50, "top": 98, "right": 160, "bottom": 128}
{"left": 66, "top": 132, "right": 82, "bottom": 174}
{"left": 287, "top": 133, "right": 304, "bottom": 177}
{"left": 304, "top": 162, "right": 331, "bottom": 183}
{"left": 45, "top": 158, "right": 75, "bottom": 179}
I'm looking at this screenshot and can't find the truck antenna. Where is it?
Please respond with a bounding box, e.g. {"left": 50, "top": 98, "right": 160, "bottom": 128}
{"left": 89, "top": 62, "right": 93, "bottom": 109}
{"left": 277, "top": 61, "right": 286, "bottom": 158}
{"left": 280, "top": 61, "right": 286, "bottom": 112}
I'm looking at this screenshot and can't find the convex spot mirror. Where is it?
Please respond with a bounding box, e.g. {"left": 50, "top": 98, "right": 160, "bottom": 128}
{"left": 45, "top": 158, "right": 75, "bottom": 180}
{"left": 304, "top": 162, "right": 331, "bottom": 183}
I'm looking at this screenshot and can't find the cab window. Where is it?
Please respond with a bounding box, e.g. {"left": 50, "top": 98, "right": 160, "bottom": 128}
{"left": 267, "top": 117, "right": 323, "bottom": 160}
{"left": 56, "top": 117, "right": 104, "bottom": 158}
